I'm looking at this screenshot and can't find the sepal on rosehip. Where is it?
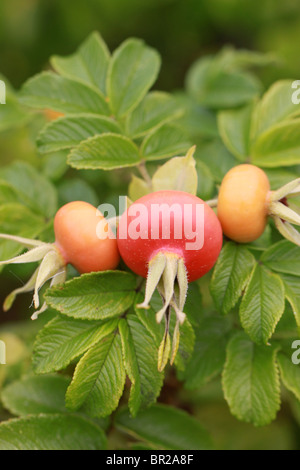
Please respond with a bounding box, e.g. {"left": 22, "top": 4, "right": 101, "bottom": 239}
{"left": 217, "top": 165, "right": 300, "bottom": 246}
{"left": 0, "top": 233, "right": 66, "bottom": 319}
{"left": 0, "top": 201, "right": 120, "bottom": 319}
{"left": 268, "top": 178, "right": 300, "bottom": 245}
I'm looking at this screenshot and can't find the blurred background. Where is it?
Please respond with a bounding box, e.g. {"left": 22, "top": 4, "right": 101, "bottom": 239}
{"left": 1, "top": 0, "right": 300, "bottom": 451}
{"left": 1, "top": 0, "right": 300, "bottom": 91}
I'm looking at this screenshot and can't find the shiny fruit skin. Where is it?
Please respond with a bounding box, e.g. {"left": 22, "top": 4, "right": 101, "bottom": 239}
{"left": 54, "top": 201, "right": 120, "bottom": 273}
{"left": 117, "top": 190, "right": 223, "bottom": 282}
{"left": 217, "top": 164, "right": 270, "bottom": 243}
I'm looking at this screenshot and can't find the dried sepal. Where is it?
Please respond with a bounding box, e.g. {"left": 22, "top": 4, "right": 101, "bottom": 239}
{"left": 138, "top": 251, "right": 189, "bottom": 370}
{"left": 0, "top": 234, "right": 66, "bottom": 319}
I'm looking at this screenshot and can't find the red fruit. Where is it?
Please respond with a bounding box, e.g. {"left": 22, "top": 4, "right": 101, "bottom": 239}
{"left": 117, "top": 191, "right": 222, "bottom": 282}
{"left": 117, "top": 190, "right": 222, "bottom": 370}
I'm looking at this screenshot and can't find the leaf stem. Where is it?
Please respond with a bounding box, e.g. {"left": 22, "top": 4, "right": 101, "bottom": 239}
{"left": 137, "top": 160, "right": 152, "bottom": 189}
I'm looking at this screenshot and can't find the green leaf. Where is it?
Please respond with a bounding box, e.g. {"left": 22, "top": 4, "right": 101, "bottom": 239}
{"left": 182, "top": 281, "right": 203, "bottom": 327}
{"left": 172, "top": 317, "right": 195, "bottom": 372}
{"left": 278, "top": 273, "right": 300, "bottom": 328}
{"left": 141, "top": 123, "right": 191, "bottom": 161}
{"left": 264, "top": 168, "right": 299, "bottom": 190}
{"left": 218, "top": 101, "right": 254, "bottom": 160}
{"left": 151, "top": 147, "right": 198, "bottom": 195}
{"left": 252, "top": 118, "right": 300, "bottom": 167}
{"left": 58, "top": 178, "right": 98, "bottom": 207}
{"left": 37, "top": 114, "right": 121, "bottom": 154}
{"left": 278, "top": 352, "right": 300, "bottom": 401}
{"left": 68, "top": 133, "right": 141, "bottom": 170}
{"left": 186, "top": 56, "right": 261, "bottom": 109}
{"left": 239, "top": 264, "right": 285, "bottom": 344}
{"left": 135, "top": 295, "right": 164, "bottom": 345}
{"left": 222, "top": 332, "right": 281, "bottom": 426}
{"left": 66, "top": 332, "right": 125, "bottom": 417}
{"left": 0, "top": 204, "right": 46, "bottom": 273}
{"left": 19, "top": 71, "right": 110, "bottom": 115}
{"left": 126, "top": 91, "right": 182, "bottom": 138}
{"left": 196, "top": 160, "right": 215, "bottom": 200}
{"left": 219, "top": 47, "right": 278, "bottom": 69}
{"left": 135, "top": 294, "right": 195, "bottom": 373}
{"left": 107, "top": 38, "right": 161, "bottom": 117}
{"left": 0, "top": 180, "right": 24, "bottom": 205}
{"left": 1, "top": 374, "right": 70, "bottom": 416}
{"left": 41, "top": 151, "right": 68, "bottom": 182}
{"left": 128, "top": 174, "right": 150, "bottom": 201}
{"left": 51, "top": 31, "right": 110, "bottom": 95}
{"left": 261, "top": 240, "right": 300, "bottom": 276}
{"left": 119, "top": 315, "right": 163, "bottom": 417}
{"left": 174, "top": 94, "right": 218, "bottom": 139}
{"left": 195, "top": 140, "right": 237, "bottom": 184}
{"left": 182, "top": 315, "right": 231, "bottom": 389}
{"left": 32, "top": 315, "right": 119, "bottom": 374}
{"left": 0, "top": 414, "right": 106, "bottom": 450}
{"left": 210, "top": 242, "right": 256, "bottom": 315}
{"left": 251, "top": 80, "right": 300, "bottom": 139}
{"left": 0, "top": 161, "right": 57, "bottom": 218}
{"left": 45, "top": 271, "right": 136, "bottom": 320}
{"left": 115, "top": 404, "right": 213, "bottom": 450}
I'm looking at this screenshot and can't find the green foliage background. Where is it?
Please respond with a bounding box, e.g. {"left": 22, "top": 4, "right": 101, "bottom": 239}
{"left": 1, "top": 0, "right": 300, "bottom": 451}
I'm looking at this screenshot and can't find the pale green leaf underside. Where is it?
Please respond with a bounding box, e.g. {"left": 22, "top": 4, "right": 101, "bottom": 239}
{"left": 0, "top": 161, "right": 57, "bottom": 219}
